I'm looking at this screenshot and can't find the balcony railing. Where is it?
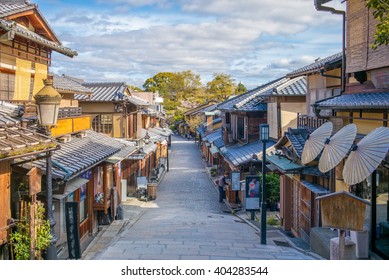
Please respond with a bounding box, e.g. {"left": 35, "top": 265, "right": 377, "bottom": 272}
{"left": 297, "top": 114, "right": 328, "bottom": 132}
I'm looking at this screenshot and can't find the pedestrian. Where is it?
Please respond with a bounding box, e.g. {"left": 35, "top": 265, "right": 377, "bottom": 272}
{"left": 218, "top": 172, "right": 228, "bottom": 203}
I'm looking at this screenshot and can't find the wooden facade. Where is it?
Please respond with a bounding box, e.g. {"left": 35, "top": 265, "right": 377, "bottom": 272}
{"left": 0, "top": 161, "right": 10, "bottom": 246}
{"left": 346, "top": 0, "right": 389, "bottom": 73}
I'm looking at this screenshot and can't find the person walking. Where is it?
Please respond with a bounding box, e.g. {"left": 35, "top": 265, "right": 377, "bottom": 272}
{"left": 218, "top": 172, "right": 228, "bottom": 203}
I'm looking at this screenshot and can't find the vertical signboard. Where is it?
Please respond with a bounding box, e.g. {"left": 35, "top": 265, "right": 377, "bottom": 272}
{"left": 245, "top": 175, "right": 260, "bottom": 210}
{"left": 231, "top": 172, "right": 241, "bottom": 191}
{"left": 65, "top": 202, "right": 81, "bottom": 259}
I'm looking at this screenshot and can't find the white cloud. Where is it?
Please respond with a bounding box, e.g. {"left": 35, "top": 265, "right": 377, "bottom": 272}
{"left": 43, "top": 0, "right": 345, "bottom": 89}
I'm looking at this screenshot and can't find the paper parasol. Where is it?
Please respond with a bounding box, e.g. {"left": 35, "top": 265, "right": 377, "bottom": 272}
{"left": 301, "top": 122, "right": 333, "bottom": 165}
{"left": 319, "top": 123, "right": 357, "bottom": 173}
{"left": 343, "top": 126, "right": 389, "bottom": 186}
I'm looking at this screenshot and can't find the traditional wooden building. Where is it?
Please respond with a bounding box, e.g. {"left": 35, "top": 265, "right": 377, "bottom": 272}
{"left": 0, "top": 112, "right": 59, "bottom": 260}
{"left": 268, "top": 53, "right": 342, "bottom": 244}
{"left": 213, "top": 76, "right": 306, "bottom": 207}
{"left": 0, "top": 1, "right": 76, "bottom": 106}
{"left": 313, "top": 0, "right": 389, "bottom": 259}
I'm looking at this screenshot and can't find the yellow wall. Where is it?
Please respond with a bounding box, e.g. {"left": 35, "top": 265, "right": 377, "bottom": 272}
{"left": 79, "top": 102, "right": 115, "bottom": 113}
{"left": 113, "top": 114, "right": 121, "bottom": 138}
{"left": 352, "top": 112, "right": 386, "bottom": 134}
{"left": 281, "top": 102, "right": 306, "bottom": 136}
{"left": 51, "top": 115, "right": 91, "bottom": 137}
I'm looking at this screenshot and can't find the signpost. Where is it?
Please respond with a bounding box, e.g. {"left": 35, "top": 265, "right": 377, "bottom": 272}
{"left": 65, "top": 202, "right": 81, "bottom": 259}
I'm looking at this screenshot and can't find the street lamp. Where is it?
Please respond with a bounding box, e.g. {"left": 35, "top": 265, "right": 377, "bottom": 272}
{"left": 144, "top": 131, "right": 150, "bottom": 144}
{"left": 34, "top": 78, "right": 62, "bottom": 260}
{"left": 259, "top": 124, "right": 269, "bottom": 245}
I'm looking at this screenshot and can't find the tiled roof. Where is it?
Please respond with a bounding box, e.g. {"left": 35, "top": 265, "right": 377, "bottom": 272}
{"left": 0, "top": 125, "right": 57, "bottom": 160}
{"left": 128, "top": 143, "right": 158, "bottom": 160}
{"left": 53, "top": 75, "right": 92, "bottom": 95}
{"left": 274, "top": 128, "right": 308, "bottom": 160}
{"left": 0, "top": 113, "right": 20, "bottom": 127}
{"left": 148, "top": 126, "right": 172, "bottom": 137}
{"left": 300, "top": 180, "right": 329, "bottom": 194}
{"left": 285, "top": 128, "right": 308, "bottom": 158}
{"left": 0, "top": 18, "right": 77, "bottom": 57}
{"left": 273, "top": 76, "right": 307, "bottom": 96}
{"left": 0, "top": 101, "right": 23, "bottom": 118}
{"left": 128, "top": 96, "right": 149, "bottom": 106}
{"left": 287, "top": 52, "right": 342, "bottom": 77}
{"left": 106, "top": 143, "right": 137, "bottom": 164}
{"left": 213, "top": 137, "right": 224, "bottom": 149}
{"left": 217, "top": 78, "right": 287, "bottom": 111}
{"left": 314, "top": 92, "right": 389, "bottom": 110}
{"left": 218, "top": 76, "right": 307, "bottom": 112}
{"left": 76, "top": 82, "right": 128, "bottom": 102}
{"left": 0, "top": 1, "right": 35, "bottom": 17}
{"left": 203, "top": 129, "right": 222, "bottom": 143}
{"left": 220, "top": 140, "right": 276, "bottom": 167}
{"left": 183, "top": 103, "right": 216, "bottom": 116}
{"left": 267, "top": 155, "right": 305, "bottom": 172}
{"left": 141, "top": 128, "right": 164, "bottom": 142}
{"left": 30, "top": 130, "right": 125, "bottom": 180}
{"left": 196, "top": 124, "right": 206, "bottom": 137}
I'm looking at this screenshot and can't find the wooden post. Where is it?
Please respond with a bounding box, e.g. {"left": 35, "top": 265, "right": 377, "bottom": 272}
{"left": 339, "top": 229, "right": 345, "bottom": 260}
{"left": 29, "top": 195, "right": 36, "bottom": 260}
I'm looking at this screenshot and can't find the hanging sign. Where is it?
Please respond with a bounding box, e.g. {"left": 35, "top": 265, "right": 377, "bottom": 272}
{"left": 65, "top": 202, "right": 81, "bottom": 259}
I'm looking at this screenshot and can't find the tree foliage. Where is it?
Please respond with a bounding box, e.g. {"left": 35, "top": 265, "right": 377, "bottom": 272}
{"left": 236, "top": 82, "right": 247, "bottom": 95}
{"left": 143, "top": 71, "right": 245, "bottom": 124}
{"left": 205, "top": 73, "right": 237, "bottom": 102}
{"left": 186, "top": 114, "right": 204, "bottom": 133}
{"left": 10, "top": 201, "right": 51, "bottom": 260}
{"left": 366, "top": 0, "right": 389, "bottom": 49}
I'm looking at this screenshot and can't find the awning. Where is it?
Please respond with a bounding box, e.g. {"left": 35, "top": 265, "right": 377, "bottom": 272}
{"left": 53, "top": 177, "right": 89, "bottom": 200}
{"left": 301, "top": 180, "right": 329, "bottom": 195}
{"left": 267, "top": 155, "right": 305, "bottom": 173}
{"left": 106, "top": 145, "right": 137, "bottom": 164}
{"left": 127, "top": 143, "right": 158, "bottom": 160}
{"left": 210, "top": 145, "right": 219, "bottom": 155}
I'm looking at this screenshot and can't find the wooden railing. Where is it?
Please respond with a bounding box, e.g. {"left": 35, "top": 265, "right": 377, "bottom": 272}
{"left": 297, "top": 114, "right": 328, "bottom": 132}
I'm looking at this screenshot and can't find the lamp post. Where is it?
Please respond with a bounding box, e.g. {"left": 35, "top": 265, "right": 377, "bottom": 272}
{"left": 259, "top": 124, "right": 269, "bottom": 245}
{"left": 34, "top": 79, "right": 61, "bottom": 260}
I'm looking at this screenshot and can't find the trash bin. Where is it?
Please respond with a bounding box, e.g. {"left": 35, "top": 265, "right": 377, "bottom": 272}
{"left": 147, "top": 183, "right": 158, "bottom": 200}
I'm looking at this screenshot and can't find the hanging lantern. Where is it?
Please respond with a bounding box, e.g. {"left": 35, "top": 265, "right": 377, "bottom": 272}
{"left": 34, "top": 79, "right": 62, "bottom": 127}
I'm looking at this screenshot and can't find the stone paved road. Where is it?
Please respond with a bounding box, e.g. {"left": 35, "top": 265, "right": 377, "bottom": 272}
{"left": 92, "top": 136, "right": 317, "bottom": 260}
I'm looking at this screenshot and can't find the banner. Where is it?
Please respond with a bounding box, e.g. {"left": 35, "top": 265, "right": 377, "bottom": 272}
{"left": 245, "top": 175, "right": 260, "bottom": 210}
{"left": 33, "top": 62, "right": 48, "bottom": 96}
{"left": 14, "top": 58, "right": 31, "bottom": 101}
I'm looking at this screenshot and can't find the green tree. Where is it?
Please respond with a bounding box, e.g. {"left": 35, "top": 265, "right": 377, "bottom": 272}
{"left": 235, "top": 82, "right": 247, "bottom": 95}
{"left": 258, "top": 173, "right": 280, "bottom": 205}
{"left": 206, "top": 73, "right": 237, "bottom": 102}
{"left": 143, "top": 72, "right": 177, "bottom": 96}
{"left": 366, "top": 0, "right": 389, "bottom": 49}
{"left": 143, "top": 71, "right": 205, "bottom": 124}
{"left": 186, "top": 114, "right": 204, "bottom": 134}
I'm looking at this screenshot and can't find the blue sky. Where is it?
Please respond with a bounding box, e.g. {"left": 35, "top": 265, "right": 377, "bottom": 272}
{"left": 35, "top": 0, "right": 345, "bottom": 90}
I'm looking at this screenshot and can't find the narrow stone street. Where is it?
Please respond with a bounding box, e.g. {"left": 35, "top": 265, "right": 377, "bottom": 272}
{"left": 85, "top": 136, "right": 317, "bottom": 260}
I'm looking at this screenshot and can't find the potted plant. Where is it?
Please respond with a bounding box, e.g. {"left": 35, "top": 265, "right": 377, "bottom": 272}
{"left": 258, "top": 173, "right": 280, "bottom": 211}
